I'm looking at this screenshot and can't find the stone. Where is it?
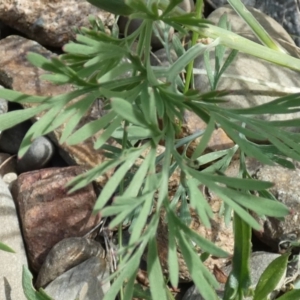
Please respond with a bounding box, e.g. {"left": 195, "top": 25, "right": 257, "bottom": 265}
{"left": 252, "top": 162, "right": 300, "bottom": 250}
{"left": 17, "top": 136, "right": 54, "bottom": 173}
{"left": 0, "top": 85, "right": 8, "bottom": 139}
{"left": 0, "top": 35, "right": 115, "bottom": 187}
{"left": 0, "top": 0, "right": 114, "bottom": 47}
{"left": 183, "top": 252, "right": 285, "bottom": 300}
{"left": 0, "top": 153, "right": 17, "bottom": 175}
{"left": 0, "top": 121, "right": 31, "bottom": 154}
{"left": 11, "top": 166, "right": 101, "bottom": 272}
{"left": 206, "top": 0, "right": 300, "bottom": 46}
{"left": 194, "top": 6, "right": 300, "bottom": 134}
{"left": 0, "top": 86, "right": 7, "bottom": 114}
{"left": 0, "top": 177, "right": 28, "bottom": 300}
{"left": 3, "top": 172, "right": 18, "bottom": 189}
{"left": 36, "top": 237, "right": 106, "bottom": 288}
{"left": 44, "top": 256, "right": 110, "bottom": 300}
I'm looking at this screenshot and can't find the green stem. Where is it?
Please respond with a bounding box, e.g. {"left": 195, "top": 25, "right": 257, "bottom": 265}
{"left": 184, "top": 0, "right": 204, "bottom": 93}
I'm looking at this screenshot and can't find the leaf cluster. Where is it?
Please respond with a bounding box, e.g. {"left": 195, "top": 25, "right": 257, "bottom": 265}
{"left": 1, "top": 0, "right": 300, "bottom": 299}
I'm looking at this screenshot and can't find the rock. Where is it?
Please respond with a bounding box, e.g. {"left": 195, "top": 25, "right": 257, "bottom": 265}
{"left": 0, "top": 153, "right": 16, "bottom": 175}
{"left": 207, "top": 0, "right": 300, "bottom": 46}
{"left": 0, "top": 85, "right": 8, "bottom": 139}
{"left": 17, "top": 136, "right": 54, "bottom": 173}
{"left": 0, "top": 35, "right": 115, "bottom": 187}
{"left": 36, "top": 237, "right": 106, "bottom": 288}
{"left": 3, "top": 172, "right": 18, "bottom": 189}
{"left": 0, "top": 86, "right": 7, "bottom": 115}
{"left": 194, "top": 6, "right": 300, "bottom": 133}
{"left": 0, "top": 121, "right": 31, "bottom": 154}
{"left": 0, "top": 177, "right": 28, "bottom": 300}
{"left": 11, "top": 166, "right": 101, "bottom": 272}
{"left": 252, "top": 162, "right": 300, "bottom": 250}
{"left": 0, "top": 0, "right": 114, "bottom": 47}
{"left": 44, "top": 256, "right": 110, "bottom": 300}
{"left": 183, "top": 252, "right": 285, "bottom": 300}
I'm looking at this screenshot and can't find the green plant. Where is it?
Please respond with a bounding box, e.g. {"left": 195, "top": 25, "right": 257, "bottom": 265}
{"left": 1, "top": 0, "right": 300, "bottom": 299}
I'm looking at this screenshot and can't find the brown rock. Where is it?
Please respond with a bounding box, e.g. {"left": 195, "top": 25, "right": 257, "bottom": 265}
{"left": 183, "top": 110, "right": 234, "bottom": 157}
{"left": 0, "top": 0, "right": 114, "bottom": 47}
{"left": 12, "top": 166, "right": 101, "bottom": 272}
{"left": 0, "top": 35, "right": 115, "bottom": 187}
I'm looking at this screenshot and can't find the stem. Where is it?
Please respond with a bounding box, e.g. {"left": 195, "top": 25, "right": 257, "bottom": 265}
{"left": 184, "top": 0, "right": 204, "bottom": 93}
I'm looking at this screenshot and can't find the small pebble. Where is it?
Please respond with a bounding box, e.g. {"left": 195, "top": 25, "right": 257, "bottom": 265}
{"left": 17, "top": 136, "right": 54, "bottom": 173}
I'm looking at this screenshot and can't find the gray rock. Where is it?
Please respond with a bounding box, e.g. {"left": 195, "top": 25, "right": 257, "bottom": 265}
{"left": 17, "top": 136, "right": 54, "bottom": 173}
{"left": 183, "top": 252, "right": 284, "bottom": 300}
{"left": 206, "top": 0, "right": 300, "bottom": 46}
{"left": 44, "top": 256, "right": 110, "bottom": 300}
{"left": 0, "top": 177, "right": 28, "bottom": 300}
{"left": 0, "top": 0, "right": 114, "bottom": 47}
{"left": 36, "top": 237, "right": 105, "bottom": 289}
{"left": 252, "top": 162, "right": 300, "bottom": 250}
{"left": 0, "top": 121, "right": 31, "bottom": 154}
{"left": 0, "top": 85, "right": 8, "bottom": 139}
{"left": 194, "top": 6, "right": 300, "bottom": 132}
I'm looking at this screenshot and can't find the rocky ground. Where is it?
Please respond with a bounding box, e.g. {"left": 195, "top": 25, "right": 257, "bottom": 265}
{"left": 1, "top": 1, "right": 300, "bottom": 300}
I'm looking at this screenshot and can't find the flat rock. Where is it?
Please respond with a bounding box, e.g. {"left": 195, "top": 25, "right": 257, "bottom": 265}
{"left": 0, "top": 177, "right": 28, "bottom": 300}
{"left": 0, "top": 35, "right": 115, "bottom": 187}
{"left": 44, "top": 256, "right": 110, "bottom": 300}
{"left": 194, "top": 6, "right": 300, "bottom": 133}
{"left": 0, "top": 0, "right": 114, "bottom": 47}
{"left": 11, "top": 166, "right": 101, "bottom": 272}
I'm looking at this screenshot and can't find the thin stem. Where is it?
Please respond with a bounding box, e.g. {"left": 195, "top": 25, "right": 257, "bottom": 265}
{"left": 184, "top": 0, "right": 204, "bottom": 93}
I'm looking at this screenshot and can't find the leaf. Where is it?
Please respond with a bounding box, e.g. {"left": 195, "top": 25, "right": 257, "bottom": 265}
{"left": 147, "top": 237, "right": 168, "bottom": 300}
{"left": 0, "top": 242, "right": 15, "bottom": 253}
{"left": 94, "top": 145, "right": 148, "bottom": 212}
{"left": 167, "top": 216, "right": 179, "bottom": 288}
{"left": 103, "top": 248, "right": 144, "bottom": 300}
{"left": 186, "top": 178, "right": 212, "bottom": 228}
{"left": 66, "top": 111, "right": 117, "bottom": 145}
{"left": 176, "top": 229, "right": 219, "bottom": 299}
{"left": 0, "top": 104, "right": 48, "bottom": 132}
{"left": 111, "top": 97, "right": 148, "bottom": 127}
{"left": 231, "top": 213, "right": 251, "bottom": 296}
{"left": 253, "top": 252, "right": 289, "bottom": 300}
{"left": 22, "top": 266, "right": 53, "bottom": 300}
{"left": 276, "top": 289, "right": 300, "bottom": 300}
{"left": 191, "top": 117, "right": 215, "bottom": 160}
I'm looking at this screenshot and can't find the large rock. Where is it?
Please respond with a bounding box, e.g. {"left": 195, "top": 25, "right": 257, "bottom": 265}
{"left": 207, "top": 0, "right": 300, "bottom": 46}
{"left": 36, "top": 237, "right": 106, "bottom": 288}
{"left": 11, "top": 166, "right": 101, "bottom": 272}
{"left": 0, "top": 35, "right": 115, "bottom": 187}
{"left": 0, "top": 0, "right": 114, "bottom": 47}
{"left": 0, "top": 177, "right": 28, "bottom": 300}
{"left": 194, "top": 6, "right": 300, "bottom": 132}
{"left": 44, "top": 256, "right": 110, "bottom": 300}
